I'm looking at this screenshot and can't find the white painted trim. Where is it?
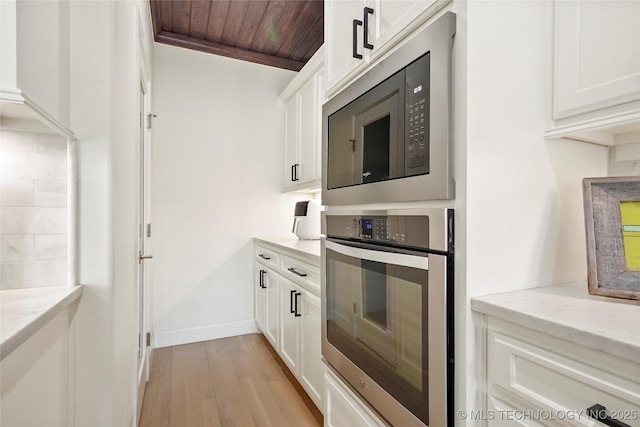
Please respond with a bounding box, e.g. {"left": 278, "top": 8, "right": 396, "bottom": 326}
{"left": 153, "top": 320, "right": 259, "bottom": 349}
{"left": 0, "top": 89, "right": 77, "bottom": 140}
{"left": 279, "top": 45, "right": 324, "bottom": 103}
{"left": 545, "top": 109, "right": 640, "bottom": 146}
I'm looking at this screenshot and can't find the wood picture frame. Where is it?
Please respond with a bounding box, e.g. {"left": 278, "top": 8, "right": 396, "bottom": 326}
{"left": 583, "top": 176, "right": 640, "bottom": 300}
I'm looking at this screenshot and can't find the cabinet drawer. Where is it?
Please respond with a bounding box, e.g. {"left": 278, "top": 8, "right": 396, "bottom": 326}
{"left": 255, "top": 245, "right": 280, "bottom": 270}
{"left": 325, "top": 368, "right": 387, "bottom": 427}
{"left": 488, "top": 325, "right": 640, "bottom": 426}
{"left": 280, "top": 255, "right": 320, "bottom": 295}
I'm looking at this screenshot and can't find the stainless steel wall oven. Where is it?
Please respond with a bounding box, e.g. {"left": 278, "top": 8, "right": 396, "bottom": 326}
{"left": 322, "top": 12, "right": 456, "bottom": 206}
{"left": 322, "top": 209, "right": 454, "bottom": 427}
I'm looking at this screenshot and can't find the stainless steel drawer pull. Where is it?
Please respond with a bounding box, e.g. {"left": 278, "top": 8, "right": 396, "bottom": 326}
{"left": 258, "top": 254, "right": 271, "bottom": 260}
{"left": 287, "top": 267, "right": 307, "bottom": 277}
{"left": 587, "top": 404, "right": 631, "bottom": 427}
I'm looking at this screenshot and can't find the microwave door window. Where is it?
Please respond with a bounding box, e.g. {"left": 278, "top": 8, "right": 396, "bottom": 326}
{"left": 361, "top": 116, "right": 390, "bottom": 184}
{"left": 327, "top": 108, "right": 358, "bottom": 189}
{"left": 354, "top": 91, "right": 401, "bottom": 185}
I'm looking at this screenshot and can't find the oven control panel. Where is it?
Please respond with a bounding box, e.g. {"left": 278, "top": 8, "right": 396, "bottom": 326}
{"left": 325, "top": 211, "right": 452, "bottom": 252}
{"left": 360, "top": 218, "right": 390, "bottom": 241}
{"left": 326, "top": 215, "right": 430, "bottom": 249}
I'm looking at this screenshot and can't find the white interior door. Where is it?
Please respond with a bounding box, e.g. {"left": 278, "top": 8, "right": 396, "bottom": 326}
{"left": 136, "top": 77, "right": 153, "bottom": 423}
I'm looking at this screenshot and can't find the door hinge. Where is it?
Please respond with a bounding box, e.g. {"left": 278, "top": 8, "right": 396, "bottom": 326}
{"left": 146, "top": 223, "right": 152, "bottom": 238}
{"left": 146, "top": 332, "right": 151, "bottom": 347}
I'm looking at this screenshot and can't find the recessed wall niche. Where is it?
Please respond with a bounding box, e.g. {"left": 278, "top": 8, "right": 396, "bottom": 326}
{"left": 0, "top": 128, "right": 69, "bottom": 289}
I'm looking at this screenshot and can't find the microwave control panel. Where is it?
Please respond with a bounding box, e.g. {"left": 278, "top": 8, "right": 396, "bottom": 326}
{"left": 405, "top": 52, "right": 430, "bottom": 177}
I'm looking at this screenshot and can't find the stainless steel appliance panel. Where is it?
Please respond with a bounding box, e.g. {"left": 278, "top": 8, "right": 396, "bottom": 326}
{"left": 321, "top": 209, "right": 454, "bottom": 427}
{"left": 322, "top": 12, "right": 456, "bottom": 205}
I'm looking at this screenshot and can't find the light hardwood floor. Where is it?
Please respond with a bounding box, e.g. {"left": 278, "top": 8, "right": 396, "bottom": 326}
{"left": 139, "top": 333, "right": 323, "bottom": 427}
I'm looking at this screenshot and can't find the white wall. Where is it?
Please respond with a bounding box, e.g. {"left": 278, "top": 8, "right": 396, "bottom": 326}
{"left": 70, "top": 1, "right": 154, "bottom": 425}
{"left": 461, "top": 0, "right": 609, "bottom": 421}
{"left": 151, "top": 43, "right": 308, "bottom": 347}
{"left": 464, "top": 0, "right": 608, "bottom": 295}
{"left": 610, "top": 141, "right": 640, "bottom": 176}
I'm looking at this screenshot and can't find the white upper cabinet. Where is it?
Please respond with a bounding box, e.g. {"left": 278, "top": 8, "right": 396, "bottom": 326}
{"left": 325, "top": 0, "right": 368, "bottom": 94}
{"left": 547, "top": 0, "right": 640, "bottom": 145}
{"left": 281, "top": 46, "right": 324, "bottom": 191}
{"left": 298, "top": 76, "right": 320, "bottom": 185}
{"left": 0, "top": 0, "right": 72, "bottom": 136}
{"left": 324, "top": 0, "right": 451, "bottom": 98}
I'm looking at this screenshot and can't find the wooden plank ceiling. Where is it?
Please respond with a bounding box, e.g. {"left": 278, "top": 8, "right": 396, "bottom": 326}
{"left": 150, "top": 0, "right": 324, "bottom": 71}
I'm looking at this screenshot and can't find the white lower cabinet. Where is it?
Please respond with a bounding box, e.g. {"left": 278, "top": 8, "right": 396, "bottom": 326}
{"left": 264, "top": 268, "right": 279, "bottom": 347}
{"left": 280, "top": 277, "right": 323, "bottom": 408}
{"left": 254, "top": 265, "right": 267, "bottom": 333}
{"left": 254, "top": 264, "right": 279, "bottom": 349}
{"left": 299, "top": 289, "right": 323, "bottom": 407}
{"left": 254, "top": 241, "right": 324, "bottom": 413}
{"left": 324, "top": 368, "right": 386, "bottom": 427}
{"left": 280, "top": 277, "right": 299, "bottom": 372}
{"left": 485, "top": 318, "right": 640, "bottom": 427}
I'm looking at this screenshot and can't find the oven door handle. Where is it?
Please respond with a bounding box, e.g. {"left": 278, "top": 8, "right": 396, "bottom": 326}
{"left": 325, "top": 240, "right": 429, "bottom": 270}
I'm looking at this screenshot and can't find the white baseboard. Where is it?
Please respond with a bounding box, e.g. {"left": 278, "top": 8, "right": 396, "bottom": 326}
{"left": 153, "top": 320, "right": 259, "bottom": 348}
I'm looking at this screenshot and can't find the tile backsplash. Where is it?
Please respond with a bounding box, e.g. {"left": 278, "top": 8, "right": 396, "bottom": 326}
{"left": 0, "top": 129, "right": 68, "bottom": 289}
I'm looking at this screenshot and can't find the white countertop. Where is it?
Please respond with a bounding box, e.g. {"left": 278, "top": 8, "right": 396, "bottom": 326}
{"left": 471, "top": 282, "right": 640, "bottom": 363}
{"left": 254, "top": 237, "right": 321, "bottom": 261}
{"left": 0, "top": 285, "right": 83, "bottom": 360}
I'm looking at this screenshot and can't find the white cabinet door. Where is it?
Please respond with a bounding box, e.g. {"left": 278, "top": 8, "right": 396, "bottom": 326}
{"left": 325, "top": 0, "right": 368, "bottom": 93}
{"left": 279, "top": 277, "right": 299, "bottom": 375}
{"left": 368, "top": 0, "right": 446, "bottom": 62}
{"left": 284, "top": 95, "right": 299, "bottom": 189}
{"left": 264, "top": 267, "right": 279, "bottom": 348}
{"left": 297, "top": 75, "right": 320, "bottom": 186}
{"left": 254, "top": 264, "right": 267, "bottom": 333}
{"left": 299, "top": 291, "right": 323, "bottom": 410}
{"left": 553, "top": 0, "right": 640, "bottom": 119}
{"left": 324, "top": 0, "right": 451, "bottom": 96}
{"left": 283, "top": 72, "right": 322, "bottom": 190}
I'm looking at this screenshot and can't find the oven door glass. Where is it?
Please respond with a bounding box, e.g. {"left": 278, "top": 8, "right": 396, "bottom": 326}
{"left": 325, "top": 240, "right": 429, "bottom": 424}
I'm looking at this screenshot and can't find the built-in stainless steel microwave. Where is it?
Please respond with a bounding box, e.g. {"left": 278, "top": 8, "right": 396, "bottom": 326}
{"left": 322, "top": 12, "right": 456, "bottom": 206}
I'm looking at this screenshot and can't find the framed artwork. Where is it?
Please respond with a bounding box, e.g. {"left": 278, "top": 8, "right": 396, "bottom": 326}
{"left": 583, "top": 176, "right": 640, "bottom": 300}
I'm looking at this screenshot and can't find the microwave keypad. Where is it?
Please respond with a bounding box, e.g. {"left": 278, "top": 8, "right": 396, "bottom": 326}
{"left": 408, "top": 98, "right": 427, "bottom": 151}
{"left": 405, "top": 51, "right": 430, "bottom": 176}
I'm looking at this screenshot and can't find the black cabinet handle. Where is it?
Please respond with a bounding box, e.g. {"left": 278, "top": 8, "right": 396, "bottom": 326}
{"left": 287, "top": 267, "right": 308, "bottom": 277}
{"left": 352, "top": 19, "right": 363, "bottom": 59}
{"left": 587, "top": 404, "right": 631, "bottom": 427}
{"left": 294, "top": 292, "right": 301, "bottom": 317}
{"left": 291, "top": 164, "right": 295, "bottom": 182}
{"left": 294, "top": 164, "right": 299, "bottom": 181}
{"left": 290, "top": 289, "right": 296, "bottom": 313}
{"left": 259, "top": 270, "right": 266, "bottom": 288}
{"left": 258, "top": 254, "right": 271, "bottom": 260}
{"left": 363, "top": 7, "right": 374, "bottom": 50}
